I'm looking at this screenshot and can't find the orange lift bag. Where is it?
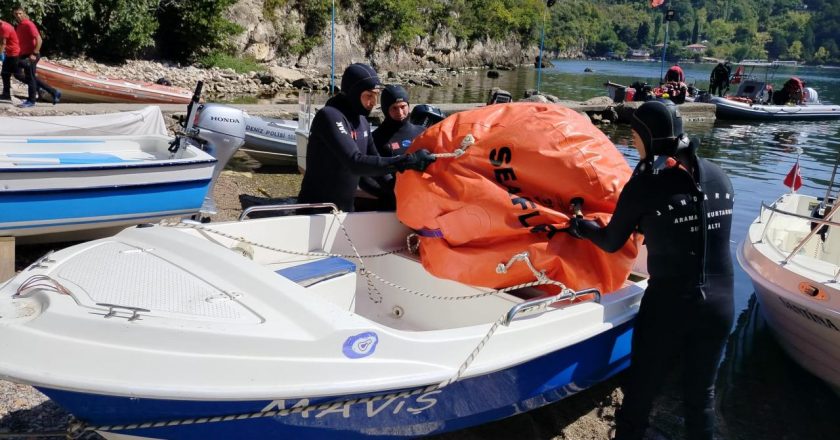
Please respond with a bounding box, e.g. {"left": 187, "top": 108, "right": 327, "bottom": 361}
{"left": 395, "top": 102, "right": 640, "bottom": 294}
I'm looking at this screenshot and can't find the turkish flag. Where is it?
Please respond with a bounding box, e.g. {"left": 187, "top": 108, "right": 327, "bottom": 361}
{"left": 651, "top": 0, "right": 665, "bottom": 7}
{"left": 783, "top": 161, "right": 803, "bottom": 191}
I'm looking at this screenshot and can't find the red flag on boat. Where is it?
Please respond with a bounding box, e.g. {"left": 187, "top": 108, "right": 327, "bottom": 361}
{"left": 783, "top": 160, "right": 803, "bottom": 192}
{"left": 651, "top": 0, "right": 665, "bottom": 7}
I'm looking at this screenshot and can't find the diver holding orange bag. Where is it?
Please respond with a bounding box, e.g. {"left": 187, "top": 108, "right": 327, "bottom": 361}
{"left": 568, "top": 100, "right": 734, "bottom": 440}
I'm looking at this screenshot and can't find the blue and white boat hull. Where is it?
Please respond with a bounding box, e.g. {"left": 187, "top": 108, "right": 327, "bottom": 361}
{"left": 0, "top": 136, "right": 216, "bottom": 242}
{"left": 43, "top": 320, "right": 632, "bottom": 439}
{"left": 0, "top": 212, "right": 646, "bottom": 438}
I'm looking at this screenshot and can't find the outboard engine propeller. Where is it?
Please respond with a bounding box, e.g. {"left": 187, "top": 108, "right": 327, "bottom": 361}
{"left": 189, "top": 103, "right": 247, "bottom": 214}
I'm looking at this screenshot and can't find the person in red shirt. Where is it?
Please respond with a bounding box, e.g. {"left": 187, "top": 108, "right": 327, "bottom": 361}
{"left": 0, "top": 19, "right": 20, "bottom": 100}
{"left": 13, "top": 6, "right": 59, "bottom": 107}
{"left": 664, "top": 63, "right": 685, "bottom": 83}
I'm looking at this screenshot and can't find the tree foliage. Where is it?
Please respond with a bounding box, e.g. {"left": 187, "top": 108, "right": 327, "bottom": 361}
{"left": 0, "top": 0, "right": 835, "bottom": 64}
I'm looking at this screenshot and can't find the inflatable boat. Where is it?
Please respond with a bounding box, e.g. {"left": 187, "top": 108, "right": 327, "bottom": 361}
{"left": 711, "top": 96, "right": 840, "bottom": 120}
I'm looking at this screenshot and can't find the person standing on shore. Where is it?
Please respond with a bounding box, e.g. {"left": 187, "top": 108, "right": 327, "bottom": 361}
{"left": 297, "top": 63, "right": 435, "bottom": 212}
{"left": 567, "top": 100, "right": 734, "bottom": 440}
{"left": 13, "top": 6, "right": 60, "bottom": 107}
{"left": 0, "top": 18, "right": 19, "bottom": 101}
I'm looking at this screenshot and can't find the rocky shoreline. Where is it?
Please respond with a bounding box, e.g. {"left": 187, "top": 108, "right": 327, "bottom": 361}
{"left": 42, "top": 56, "right": 483, "bottom": 102}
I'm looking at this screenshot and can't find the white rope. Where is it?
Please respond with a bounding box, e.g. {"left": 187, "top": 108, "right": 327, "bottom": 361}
{"left": 431, "top": 133, "right": 474, "bottom": 158}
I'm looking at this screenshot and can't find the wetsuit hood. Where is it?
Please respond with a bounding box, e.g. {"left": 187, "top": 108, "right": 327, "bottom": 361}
{"left": 632, "top": 100, "right": 684, "bottom": 158}
{"left": 340, "top": 63, "right": 381, "bottom": 117}
{"left": 381, "top": 85, "right": 410, "bottom": 123}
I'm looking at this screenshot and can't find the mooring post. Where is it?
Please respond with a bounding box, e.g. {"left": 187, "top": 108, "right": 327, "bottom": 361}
{"left": 0, "top": 236, "right": 14, "bottom": 282}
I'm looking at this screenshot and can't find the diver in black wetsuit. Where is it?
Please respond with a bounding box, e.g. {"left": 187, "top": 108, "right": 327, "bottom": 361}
{"left": 358, "top": 85, "right": 427, "bottom": 211}
{"left": 372, "top": 85, "right": 425, "bottom": 156}
{"left": 568, "top": 100, "right": 734, "bottom": 440}
{"left": 297, "top": 64, "right": 435, "bottom": 212}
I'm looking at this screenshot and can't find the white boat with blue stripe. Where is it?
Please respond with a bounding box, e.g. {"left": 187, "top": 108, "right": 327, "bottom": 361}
{"left": 0, "top": 204, "right": 648, "bottom": 439}
{"left": 0, "top": 83, "right": 249, "bottom": 243}
{"left": 0, "top": 135, "right": 217, "bottom": 242}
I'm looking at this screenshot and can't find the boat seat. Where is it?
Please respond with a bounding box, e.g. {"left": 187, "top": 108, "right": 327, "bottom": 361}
{"left": 275, "top": 256, "right": 356, "bottom": 287}
{"left": 275, "top": 256, "right": 357, "bottom": 310}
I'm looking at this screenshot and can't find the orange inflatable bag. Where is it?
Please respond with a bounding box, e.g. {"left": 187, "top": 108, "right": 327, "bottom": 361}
{"left": 395, "top": 102, "right": 639, "bottom": 294}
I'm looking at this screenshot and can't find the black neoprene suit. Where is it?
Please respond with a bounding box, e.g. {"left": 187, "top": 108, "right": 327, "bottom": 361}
{"left": 371, "top": 118, "right": 425, "bottom": 157}
{"left": 297, "top": 94, "right": 409, "bottom": 212}
{"left": 577, "top": 148, "right": 734, "bottom": 440}
{"left": 358, "top": 118, "right": 426, "bottom": 210}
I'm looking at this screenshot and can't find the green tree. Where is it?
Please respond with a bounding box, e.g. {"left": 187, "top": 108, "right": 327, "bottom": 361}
{"left": 155, "top": 0, "right": 241, "bottom": 62}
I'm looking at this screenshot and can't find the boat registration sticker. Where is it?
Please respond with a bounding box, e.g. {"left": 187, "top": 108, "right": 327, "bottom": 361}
{"left": 343, "top": 332, "right": 379, "bottom": 359}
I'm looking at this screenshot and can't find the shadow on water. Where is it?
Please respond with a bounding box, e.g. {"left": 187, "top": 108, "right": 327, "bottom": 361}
{"left": 717, "top": 295, "right": 840, "bottom": 440}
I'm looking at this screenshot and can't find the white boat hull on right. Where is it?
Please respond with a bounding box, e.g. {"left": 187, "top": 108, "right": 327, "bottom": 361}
{"left": 738, "top": 192, "right": 840, "bottom": 393}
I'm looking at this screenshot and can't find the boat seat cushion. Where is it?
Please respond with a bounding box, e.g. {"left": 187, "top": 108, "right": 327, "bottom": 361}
{"left": 275, "top": 257, "right": 356, "bottom": 287}
{"left": 8, "top": 152, "right": 138, "bottom": 164}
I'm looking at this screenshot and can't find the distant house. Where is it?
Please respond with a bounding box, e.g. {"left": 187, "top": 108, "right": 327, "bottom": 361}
{"left": 685, "top": 43, "right": 707, "bottom": 53}
{"left": 627, "top": 49, "right": 651, "bottom": 60}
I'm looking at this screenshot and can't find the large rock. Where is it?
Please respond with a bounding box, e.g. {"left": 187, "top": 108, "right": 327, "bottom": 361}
{"left": 269, "top": 66, "right": 306, "bottom": 83}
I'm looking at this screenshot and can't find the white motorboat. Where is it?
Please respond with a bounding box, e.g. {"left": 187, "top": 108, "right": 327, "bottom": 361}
{"left": 0, "top": 205, "right": 648, "bottom": 439}
{"left": 0, "top": 84, "right": 248, "bottom": 243}
{"left": 738, "top": 178, "right": 840, "bottom": 392}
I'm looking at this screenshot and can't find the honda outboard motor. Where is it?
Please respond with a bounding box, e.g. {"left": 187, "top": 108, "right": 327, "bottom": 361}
{"left": 410, "top": 104, "right": 447, "bottom": 128}
{"left": 188, "top": 103, "right": 246, "bottom": 214}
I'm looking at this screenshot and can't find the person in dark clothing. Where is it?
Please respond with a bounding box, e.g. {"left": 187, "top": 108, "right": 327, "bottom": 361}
{"left": 372, "top": 85, "right": 425, "bottom": 156}
{"left": 708, "top": 61, "right": 731, "bottom": 97}
{"left": 358, "top": 85, "right": 426, "bottom": 211}
{"left": 567, "top": 100, "right": 734, "bottom": 440}
{"left": 297, "top": 63, "right": 435, "bottom": 212}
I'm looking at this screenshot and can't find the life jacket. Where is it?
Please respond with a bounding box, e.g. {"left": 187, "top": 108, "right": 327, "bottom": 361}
{"left": 394, "top": 102, "right": 640, "bottom": 294}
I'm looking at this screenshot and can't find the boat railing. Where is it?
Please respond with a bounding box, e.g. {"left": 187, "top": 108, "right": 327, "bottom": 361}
{"left": 239, "top": 202, "right": 339, "bottom": 221}
{"left": 297, "top": 88, "right": 314, "bottom": 134}
{"left": 759, "top": 201, "right": 840, "bottom": 266}
{"left": 503, "top": 287, "right": 601, "bottom": 326}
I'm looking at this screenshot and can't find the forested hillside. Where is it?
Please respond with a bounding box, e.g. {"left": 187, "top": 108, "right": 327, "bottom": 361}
{"left": 0, "top": 0, "right": 836, "bottom": 65}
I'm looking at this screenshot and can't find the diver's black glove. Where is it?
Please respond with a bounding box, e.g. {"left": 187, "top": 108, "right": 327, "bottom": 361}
{"left": 566, "top": 217, "right": 599, "bottom": 239}
{"left": 400, "top": 149, "right": 436, "bottom": 172}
